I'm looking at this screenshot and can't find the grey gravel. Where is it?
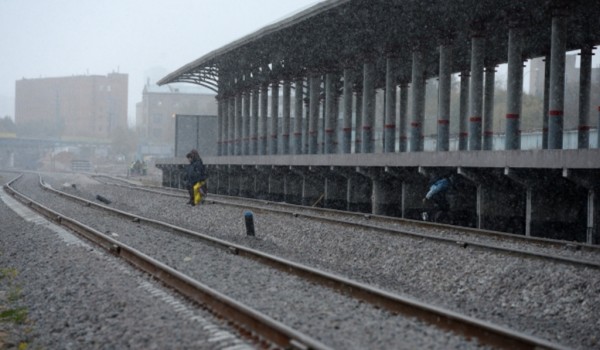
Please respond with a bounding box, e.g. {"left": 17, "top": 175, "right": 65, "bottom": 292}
{"left": 0, "top": 172, "right": 253, "bottom": 350}
{"left": 6, "top": 171, "right": 600, "bottom": 349}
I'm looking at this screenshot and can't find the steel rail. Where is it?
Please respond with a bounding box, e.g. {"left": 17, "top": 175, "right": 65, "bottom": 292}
{"left": 31, "top": 174, "right": 569, "bottom": 350}
{"left": 3, "top": 174, "right": 332, "bottom": 350}
{"left": 92, "top": 175, "right": 600, "bottom": 269}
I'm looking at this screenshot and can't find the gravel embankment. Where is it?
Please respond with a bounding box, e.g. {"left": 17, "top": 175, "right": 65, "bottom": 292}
{"left": 6, "top": 172, "right": 489, "bottom": 349}
{"left": 0, "top": 172, "right": 252, "bottom": 350}
{"left": 7, "top": 171, "right": 600, "bottom": 349}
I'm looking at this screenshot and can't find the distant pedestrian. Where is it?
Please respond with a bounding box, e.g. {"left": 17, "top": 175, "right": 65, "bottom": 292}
{"left": 422, "top": 174, "right": 453, "bottom": 221}
{"left": 185, "top": 149, "right": 208, "bottom": 206}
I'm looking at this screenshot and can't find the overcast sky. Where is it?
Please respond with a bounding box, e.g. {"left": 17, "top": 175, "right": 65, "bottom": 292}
{"left": 0, "top": 0, "right": 323, "bottom": 124}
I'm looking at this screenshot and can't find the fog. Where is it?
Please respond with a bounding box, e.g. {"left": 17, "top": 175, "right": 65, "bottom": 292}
{"left": 0, "top": 0, "right": 324, "bottom": 125}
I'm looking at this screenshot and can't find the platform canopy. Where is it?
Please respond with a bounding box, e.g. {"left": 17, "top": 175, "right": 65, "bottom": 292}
{"left": 158, "top": 0, "right": 600, "bottom": 94}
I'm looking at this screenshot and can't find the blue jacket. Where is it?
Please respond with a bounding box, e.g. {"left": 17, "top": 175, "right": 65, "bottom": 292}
{"left": 425, "top": 178, "right": 450, "bottom": 200}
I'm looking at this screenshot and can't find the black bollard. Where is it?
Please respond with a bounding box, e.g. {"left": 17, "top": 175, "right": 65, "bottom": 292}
{"left": 244, "top": 211, "right": 255, "bottom": 236}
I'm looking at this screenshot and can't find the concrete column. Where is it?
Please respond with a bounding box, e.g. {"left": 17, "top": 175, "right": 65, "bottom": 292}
{"left": 437, "top": 44, "right": 452, "bottom": 151}
{"left": 548, "top": 12, "right": 567, "bottom": 149}
{"left": 354, "top": 85, "right": 363, "bottom": 153}
{"left": 270, "top": 81, "right": 279, "bottom": 155}
{"left": 217, "top": 97, "right": 223, "bottom": 156}
{"left": 324, "top": 73, "right": 338, "bottom": 154}
{"left": 260, "top": 83, "right": 269, "bottom": 155}
{"left": 242, "top": 90, "right": 250, "bottom": 155}
{"left": 598, "top": 106, "right": 600, "bottom": 149}
{"left": 398, "top": 83, "right": 408, "bottom": 152}
{"left": 308, "top": 72, "right": 320, "bottom": 154}
{"left": 483, "top": 66, "right": 496, "bottom": 150}
{"left": 578, "top": 45, "right": 593, "bottom": 149}
{"left": 303, "top": 93, "right": 310, "bottom": 154}
{"left": 228, "top": 97, "right": 235, "bottom": 156}
{"left": 362, "top": 61, "right": 376, "bottom": 153}
{"left": 542, "top": 55, "right": 551, "bottom": 149}
{"left": 282, "top": 80, "right": 291, "bottom": 154}
{"left": 268, "top": 168, "right": 284, "bottom": 202}
{"left": 342, "top": 69, "right": 353, "bottom": 154}
{"left": 505, "top": 25, "right": 523, "bottom": 150}
{"left": 410, "top": 48, "right": 425, "bottom": 152}
{"left": 293, "top": 78, "right": 304, "bottom": 154}
{"left": 459, "top": 71, "right": 470, "bottom": 150}
{"left": 469, "top": 33, "right": 485, "bottom": 151}
{"left": 384, "top": 57, "right": 397, "bottom": 153}
{"left": 251, "top": 87, "right": 259, "bottom": 155}
{"left": 587, "top": 189, "right": 596, "bottom": 244}
{"left": 235, "top": 92, "right": 243, "bottom": 155}
{"left": 324, "top": 174, "right": 347, "bottom": 210}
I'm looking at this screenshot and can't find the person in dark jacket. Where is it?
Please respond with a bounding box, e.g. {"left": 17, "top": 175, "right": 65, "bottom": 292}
{"left": 185, "top": 149, "right": 207, "bottom": 206}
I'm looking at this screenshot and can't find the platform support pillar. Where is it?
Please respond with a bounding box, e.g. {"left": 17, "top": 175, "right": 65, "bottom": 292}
{"left": 325, "top": 73, "right": 338, "bottom": 154}
{"left": 437, "top": 43, "right": 452, "bottom": 151}
{"left": 259, "top": 83, "right": 269, "bottom": 155}
{"left": 270, "top": 81, "right": 279, "bottom": 155}
{"left": 235, "top": 92, "right": 243, "bottom": 155}
{"left": 505, "top": 24, "right": 523, "bottom": 150}
{"left": 251, "top": 86, "right": 259, "bottom": 155}
{"left": 548, "top": 10, "right": 567, "bottom": 149}
{"left": 458, "top": 71, "right": 469, "bottom": 150}
{"left": 362, "top": 61, "right": 376, "bottom": 153}
{"left": 410, "top": 48, "right": 425, "bottom": 152}
{"left": 308, "top": 72, "right": 321, "bottom": 154}
{"left": 384, "top": 57, "right": 397, "bottom": 153}
{"left": 281, "top": 80, "right": 291, "bottom": 155}
{"left": 293, "top": 78, "right": 304, "bottom": 155}
{"left": 242, "top": 90, "right": 250, "bottom": 155}
{"left": 578, "top": 45, "right": 593, "bottom": 149}
{"left": 398, "top": 83, "right": 409, "bottom": 152}
{"left": 469, "top": 31, "right": 484, "bottom": 151}
{"left": 483, "top": 66, "right": 496, "bottom": 150}
{"left": 342, "top": 69, "right": 354, "bottom": 154}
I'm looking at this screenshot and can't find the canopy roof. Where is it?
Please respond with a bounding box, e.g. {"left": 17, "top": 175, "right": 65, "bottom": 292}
{"left": 158, "top": 0, "right": 600, "bottom": 94}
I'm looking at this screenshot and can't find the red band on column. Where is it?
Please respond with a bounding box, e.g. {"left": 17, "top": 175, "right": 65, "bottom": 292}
{"left": 549, "top": 110, "right": 563, "bottom": 116}
{"left": 437, "top": 119, "right": 449, "bottom": 125}
{"left": 411, "top": 122, "right": 421, "bottom": 127}
{"left": 384, "top": 124, "right": 396, "bottom": 129}
{"left": 506, "top": 113, "right": 519, "bottom": 119}
{"left": 469, "top": 116, "right": 482, "bottom": 122}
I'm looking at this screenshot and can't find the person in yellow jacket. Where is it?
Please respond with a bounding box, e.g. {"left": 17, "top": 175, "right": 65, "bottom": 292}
{"left": 185, "top": 149, "right": 207, "bottom": 206}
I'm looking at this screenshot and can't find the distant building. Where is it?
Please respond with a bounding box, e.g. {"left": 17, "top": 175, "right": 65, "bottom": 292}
{"left": 15, "top": 73, "right": 128, "bottom": 141}
{"left": 135, "top": 82, "right": 217, "bottom": 156}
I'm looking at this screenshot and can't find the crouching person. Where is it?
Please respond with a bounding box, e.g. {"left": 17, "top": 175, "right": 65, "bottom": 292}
{"left": 185, "top": 149, "right": 208, "bottom": 206}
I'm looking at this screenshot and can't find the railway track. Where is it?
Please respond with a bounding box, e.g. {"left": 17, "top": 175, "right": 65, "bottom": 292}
{"left": 93, "top": 174, "right": 600, "bottom": 269}
{"left": 3, "top": 172, "right": 576, "bottom": 349}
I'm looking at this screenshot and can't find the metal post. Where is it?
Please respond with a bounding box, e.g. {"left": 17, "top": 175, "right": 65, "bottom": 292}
{"left": 270, "top": 81, "right": 279, "bottom": 155}
{"left": 282, "top": 80, "right": 291, "bottom": 154}
{"left": 293, "top": 78, "right": 304, "bottom": 154}
{"left": 384, "top": 57, "right": 397, "bottom": 153}
{"left": 362, "top": 61, "right": 376, "bottom": 154}
{"left": 578, "top": 45, "right": 593, "bottom": 149}
{"left": 342, "top": 69, "right": 353, "bottom": 154}
{"left": 242, "top": 90, "right": 250, "bottom": 155}
{"left": 410, "top": 49, "right": 425, "bottom": 152}
{"left": 588, "top": 189, "right": 595, "bottom": 244}
{"left": 505, "top": 25, "right": 522, "bottom": 150}
{"left": 459, "top": 71, "right": 469, "bottom": 150}
{"left": 548, "top": 12, "right": 567, "bottom": 149}
{"left": 398, "top": 83, "right": 408, "bottom": 152}
{"left": 325, "top": 73, "right": 337, "bottom": 154}
{"left": 251, "top": 87, "right": 259, "bottom": 155}
{"left": 437, "top": 43, "right": 451, "bottom": 151}
{"left": 308, "top": 72, "right": 320, "bottom": 154}
{"left": 260, "top": 83, "right": 268, "bottom": 155}
{"left": 469, "top": 33, "right": 485, "bottom": 151}
{"left": 483, "top": 66, "right": 495, "bottom": 150}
